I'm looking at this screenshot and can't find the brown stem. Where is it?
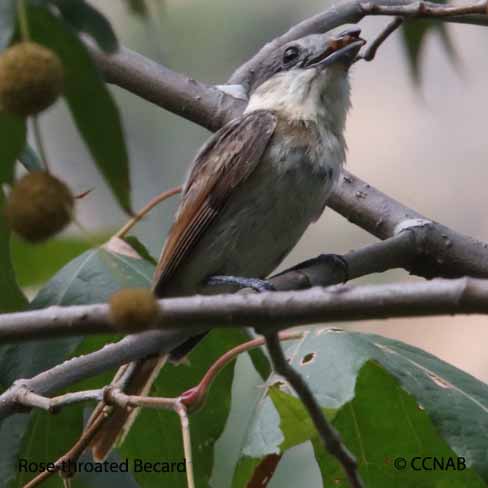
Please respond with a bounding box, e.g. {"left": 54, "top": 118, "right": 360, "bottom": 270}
{"left": 114, "top": 185, "right": 182, "bottom": 238}
{"left": 180, "top": 330, "right": 303, "bottom": 411}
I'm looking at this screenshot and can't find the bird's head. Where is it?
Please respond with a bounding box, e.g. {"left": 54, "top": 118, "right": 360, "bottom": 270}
{"left": 245, "top": 27, "right": 365, "bottom": 130}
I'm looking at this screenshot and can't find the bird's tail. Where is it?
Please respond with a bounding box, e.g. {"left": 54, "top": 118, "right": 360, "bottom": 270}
{"left": 88, "top": 354, "right": 168, "bottom": 462}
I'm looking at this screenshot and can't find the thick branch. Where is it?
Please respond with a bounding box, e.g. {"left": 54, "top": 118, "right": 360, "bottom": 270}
{"left": 84, "top": 40, "right": 244, "bottom": 131}
{"left": 1, "top": 277, "right": 488, "bottom": 341}
{"left": 330, "top": 171, "right": 488, "bottom": 278}
{"left": 0, "top": 330, "right": 190, "bottom": 419}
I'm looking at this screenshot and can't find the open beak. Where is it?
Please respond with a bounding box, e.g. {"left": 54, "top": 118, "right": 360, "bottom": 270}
{"left": 307, "top": 27, "right": 365, "bottom": 69}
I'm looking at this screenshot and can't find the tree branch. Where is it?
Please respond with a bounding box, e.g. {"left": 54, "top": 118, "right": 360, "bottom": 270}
{"left": 357, "top": 17, "right": 404, "bottom": 61}
{"left": 263, "top": 331, "right": 362, "bottom": 488}
{"left": 230, "top": 0, "right": 488, "bottom": 89}
{"left": 87, "top": 0, "right": 488, "bottom": 125}
{"left": 84, "top": 39, "right": 244, "bottom": 132}
{"left": 359, "top": 0, "right": 488, "bottom": 17}
{"left": 1, "top": 278, "right": 487, "bottom": 345}
{"left": 330, "top": 171, "right": 488, "bottom": 279}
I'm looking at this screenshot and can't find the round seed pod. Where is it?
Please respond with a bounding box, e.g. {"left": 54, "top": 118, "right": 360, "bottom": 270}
{"left": 109, "top": 288, "right": 159, "bottom": 331}
{"left": 5, "top": 171, "right": 74, "bottom": 242}
{"left": 0, "top": 42, "right": 64, "bottom": 117}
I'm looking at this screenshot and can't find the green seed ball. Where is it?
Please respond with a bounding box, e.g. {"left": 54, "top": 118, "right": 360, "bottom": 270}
{"left": 5, "top": 172, "right": 74, "bottom": 242}
{"left": 0, "top": 42, "right": 64, "bottom": 117}
{"left": 109, "top": 288, "right": 159, "bottom": 331}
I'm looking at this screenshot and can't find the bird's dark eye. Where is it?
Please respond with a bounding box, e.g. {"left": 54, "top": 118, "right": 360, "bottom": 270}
{"left": 283, "top": 46, "right": 300, "bottom": 65}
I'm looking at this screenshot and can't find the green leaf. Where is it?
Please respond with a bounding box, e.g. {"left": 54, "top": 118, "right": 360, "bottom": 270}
{"left": 269, "top": 387, "right": 336, "bottom": 451}
{"left": 401, "top": 20, "right": 457, "bottom": 84}
{"left": 118, "top": 328, "right": 255, "bottom": 488}
{"left": 232, "top": 331, "right": 488, "bottom": 487}
{"left": 31, "top": 240, "right": 153, "bottom": 313}
{"left": 0, "top": 188, "right": 27, "bottom": 313}
{"left": 27, "top": 5, "right": 132, "bottom": 213}
{"left": 0, "top": 0, "right": 16, "bottom": 51}
{"left": 18, "top": 144, "right": 44, "bottom": 173}
{"left": 54, "top": 0, "right": 119, "bottom": 53}
{"left": 124, "top": 0, "right": 149, "bottom": 17}
{"left": 0, "top": 112, "right": 26, "bottom": 183}
{"left": 123, "top": 234, "right": 157, "bottom": 265}
{"left": 11, "top": 232, "right": 111, "bottom": 287}
{"left": 1, "top": 237, "right": 154, "bottom": 385}
{"left": 0, "top": 238, "right": 153, "bottom": 487}
{"left": 314, "top": 361, "right": 484, "bottom": 487}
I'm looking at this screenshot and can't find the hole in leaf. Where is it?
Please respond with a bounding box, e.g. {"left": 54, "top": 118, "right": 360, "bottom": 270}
{"left": 301, "top": 352, "right": 316, "bottom": 365}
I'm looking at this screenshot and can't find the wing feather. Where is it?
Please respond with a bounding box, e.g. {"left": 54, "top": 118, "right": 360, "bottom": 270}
{"left": 153, "top": 110, "right": 277, "bottom": 295}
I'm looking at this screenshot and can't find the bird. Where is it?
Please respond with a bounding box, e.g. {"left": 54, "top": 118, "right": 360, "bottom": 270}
{"left": 89, "top": 26, "right": 365, "bottom": 461}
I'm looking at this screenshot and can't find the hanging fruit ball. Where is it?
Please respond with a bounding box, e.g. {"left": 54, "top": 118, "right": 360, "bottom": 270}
{"left": 5, "top": 171, "right": 74, "bottom": 242}
{"left": 0, "top": 42, "right": 64, "bottom": 117}
{"left": 109, "top": 288, "right": 159, "bottom": 331}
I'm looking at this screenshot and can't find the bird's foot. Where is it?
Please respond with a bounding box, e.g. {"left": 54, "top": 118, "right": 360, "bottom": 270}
{"left": 206, "top": 275, "right": 275, "bottom": 292}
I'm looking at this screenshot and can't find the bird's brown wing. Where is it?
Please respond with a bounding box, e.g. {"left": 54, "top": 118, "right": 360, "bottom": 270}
{"left": 153, "top": 110, "right": 277, "bottom": 295}
{"left": 90, "top": 111, "right": 277, "bottom": 462}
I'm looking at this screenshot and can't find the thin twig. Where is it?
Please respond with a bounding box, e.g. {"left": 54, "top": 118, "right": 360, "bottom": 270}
{"left": 358, "top": 17, "right": 403, "bottom": 61}
{"left": 16, "top": 0, "right": 31, "bottom": 42}
{"left": 263, "top": 332, "right": 363, "bottom": 487}
{"left": 360, "top": 0, "right": 488, "bottom": 17}
{"left": 180, "top": 330, "right": 303, "bottom": 411}
{"left": 175, "top": 401, "right": 195, "bottom": 488}
{"left": 114, "top": 185, "right": 182, "bottom": 238}
{"left": 16, "top": 387, "right": 104, "bottom": 413}
{"left": 105, "top": 389, "right": 195, "bottom": 486}
{"left": 107, "top": 387, "right": 177, "bottom": 410}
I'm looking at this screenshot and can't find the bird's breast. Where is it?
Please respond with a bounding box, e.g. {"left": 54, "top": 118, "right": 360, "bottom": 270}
{"left": 168, "top": 116, "right": 346, "bottom": 295}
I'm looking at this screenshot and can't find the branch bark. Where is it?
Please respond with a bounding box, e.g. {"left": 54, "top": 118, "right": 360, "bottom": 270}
{"left": 1, "top": 278, "right": 487, "bottom": 345}
{"left": 330, "top": 171, "right": 488, "bottom": 279}
{"left": 85, "top": 39, "right": 244, "bottom": 132}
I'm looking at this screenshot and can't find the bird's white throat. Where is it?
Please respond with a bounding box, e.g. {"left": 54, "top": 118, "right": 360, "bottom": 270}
{"left": 244, "top": 66, "right": 351, "bottom": 134}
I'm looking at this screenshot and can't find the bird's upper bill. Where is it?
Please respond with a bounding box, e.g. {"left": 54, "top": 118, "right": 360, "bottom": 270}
{"left": 305, "top": 27, "right": 366, "bottom": 69}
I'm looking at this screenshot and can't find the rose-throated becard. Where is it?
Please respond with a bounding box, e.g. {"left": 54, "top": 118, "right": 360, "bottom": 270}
{"left": 89, "top": 27, "right": 365, "bottom": 461}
